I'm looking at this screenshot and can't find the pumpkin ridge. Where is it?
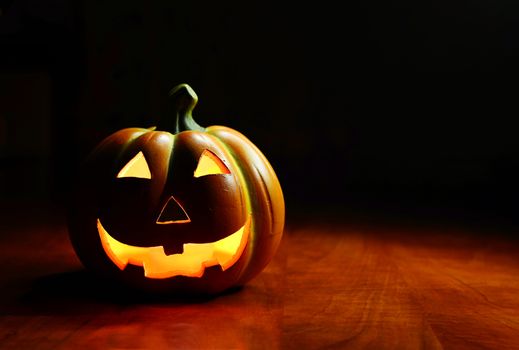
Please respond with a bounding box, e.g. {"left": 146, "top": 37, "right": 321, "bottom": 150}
{"left": 205, "top": 130, "right": 255, "bottom": 278}
{"left": 206, "top": 125, "right": 284, "bottom": 282}
{"left": 228, "top": 127, "right": 284, "bottom": 238}
{"left": 253, "top": 163, "right": 275, "bottom": 235}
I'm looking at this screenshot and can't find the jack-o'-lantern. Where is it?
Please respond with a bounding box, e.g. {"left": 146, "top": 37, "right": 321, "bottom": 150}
{"left": 67, "top": 84, "right": 284, "bottom": 295}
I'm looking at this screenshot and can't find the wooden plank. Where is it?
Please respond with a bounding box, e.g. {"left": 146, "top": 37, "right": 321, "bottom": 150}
{"left": 1, "top": 212, "right": 519, "bottom": 349}
{"left": 0, "top": 214, "right": 286, "bottom": 349}
{"left": 281, "top": 224, "right": 442, "bottom": 349}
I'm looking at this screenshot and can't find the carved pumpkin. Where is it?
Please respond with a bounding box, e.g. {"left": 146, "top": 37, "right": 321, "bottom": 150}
{"left": 67, "top": 84, "right": 285, "bottom": 294}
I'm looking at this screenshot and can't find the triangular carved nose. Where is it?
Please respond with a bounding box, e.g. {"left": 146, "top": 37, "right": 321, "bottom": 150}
{"left": 156, "top": 196, "right": 191, "bottom": 224}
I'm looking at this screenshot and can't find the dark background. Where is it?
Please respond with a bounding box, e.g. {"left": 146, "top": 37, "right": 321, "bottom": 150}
{"left": 1, "top": 0, "right": 519, "bottom": 229}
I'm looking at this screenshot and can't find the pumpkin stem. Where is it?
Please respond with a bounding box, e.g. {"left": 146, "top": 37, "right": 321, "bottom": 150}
{"left": 169, "top": 84, "right": 205, "bottom": 133}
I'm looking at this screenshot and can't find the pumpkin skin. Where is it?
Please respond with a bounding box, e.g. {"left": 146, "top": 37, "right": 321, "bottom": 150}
{"left": 67, "top": 84, "right": 284, "bottom": 295}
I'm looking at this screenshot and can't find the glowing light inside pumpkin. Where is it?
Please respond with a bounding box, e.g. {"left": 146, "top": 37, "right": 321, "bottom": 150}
{"left": 117, "top": 151, "right": 151, "bottom": 179}
{"left": 156, "top": 196, "right": 191, "bottom": 224}
{"left": 194, "top": 150, "right": 230, "bottom": 178}
{"left": 97, "top": 216, "right": 250, "bottom": 278}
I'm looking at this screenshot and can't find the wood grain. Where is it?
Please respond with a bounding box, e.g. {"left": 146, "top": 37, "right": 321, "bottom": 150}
{"left": 0, "top": 208, "right": 518, "bottom": 349}
{"left": 282, "top": 222, "right": 519, "bottom": 349}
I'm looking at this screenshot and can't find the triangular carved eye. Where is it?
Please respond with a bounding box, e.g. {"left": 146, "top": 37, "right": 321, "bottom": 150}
{"left": 194, "top": 150, "right": 230, "bottom": 178}
{"left": 156, "top": 196, "right": 191, "bottom": 224}
{"left": 117, "top": 151, "right": 151, "bottom": 179}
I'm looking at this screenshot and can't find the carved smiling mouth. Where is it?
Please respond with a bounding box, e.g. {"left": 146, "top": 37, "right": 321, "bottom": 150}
{"left": 97, "top": 217, "right": 250, "bottom": 279}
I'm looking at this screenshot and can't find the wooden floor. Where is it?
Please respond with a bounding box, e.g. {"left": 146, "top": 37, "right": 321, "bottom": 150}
{"left": 1, "top": 207, "right": 519, "bottom": 349}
